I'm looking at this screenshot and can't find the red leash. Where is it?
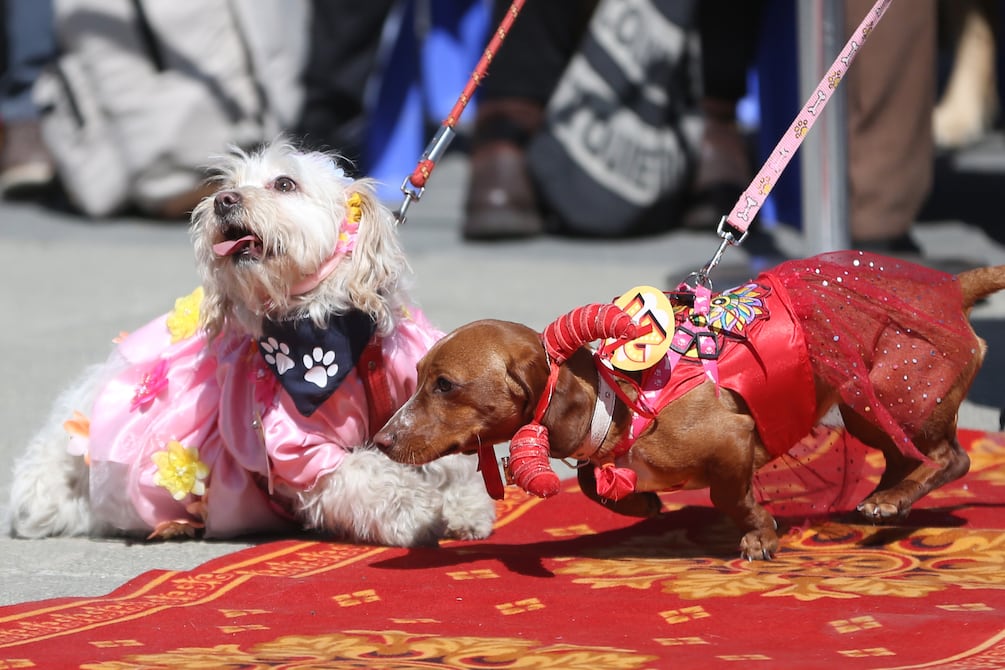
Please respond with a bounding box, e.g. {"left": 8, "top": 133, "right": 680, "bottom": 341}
{"left": 395, "top": 0, "right": 527, "bottom": 224}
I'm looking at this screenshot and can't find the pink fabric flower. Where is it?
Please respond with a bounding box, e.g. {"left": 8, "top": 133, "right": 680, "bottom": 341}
{"left": 130, "top": 358, "right": 169, "bottom": 411}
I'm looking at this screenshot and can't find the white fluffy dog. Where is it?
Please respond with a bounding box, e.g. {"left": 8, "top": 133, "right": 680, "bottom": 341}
{"left": 8, "top": 140, "right": 496, "bottom": 546}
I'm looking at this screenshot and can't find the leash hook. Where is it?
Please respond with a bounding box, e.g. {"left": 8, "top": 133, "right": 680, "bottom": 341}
{"left": 691, "top": 0, "right": 892, "bottom": 277}
{"left": 395, "top": 125, "right": 457, "bottom": 225}
{"left": 692, "top": 216, "right": 749, "bottom": 287}
{"left": 394, "top": 183, "right": 421, "bottom": 225}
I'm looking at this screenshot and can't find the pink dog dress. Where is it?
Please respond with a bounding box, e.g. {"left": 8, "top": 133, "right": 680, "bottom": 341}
{"left": 69, "top": 288, "right": 441, "bottom": 539}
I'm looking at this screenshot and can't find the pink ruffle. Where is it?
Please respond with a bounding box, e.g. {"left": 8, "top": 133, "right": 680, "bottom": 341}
{"left": 84, "top": 309, "right": 441, "bottom": 538}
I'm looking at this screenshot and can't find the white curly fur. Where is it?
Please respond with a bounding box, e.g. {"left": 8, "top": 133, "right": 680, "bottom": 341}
{"left": 192, "top": 139, "right": 411, "bottom": 338}
{"left": 8, "top": 138, "right": 496, "bottom": 547}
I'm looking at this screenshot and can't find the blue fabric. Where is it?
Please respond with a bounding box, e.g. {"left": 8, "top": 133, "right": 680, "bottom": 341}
{"left": 365, "top": 0, "right": 488, "bottom": 202}
{"left": 0, "top": 0, "right": 55, "bottom": 121}
{"left": 753, "top": 0, "right": 801, "bottom": 229}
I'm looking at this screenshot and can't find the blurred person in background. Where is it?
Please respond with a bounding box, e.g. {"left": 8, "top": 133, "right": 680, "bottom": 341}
{"left": 0, "top": 0, "right": 56, "bottom": 200}
{"left": 21, "top": 0, "right": 307, "bottom": 218}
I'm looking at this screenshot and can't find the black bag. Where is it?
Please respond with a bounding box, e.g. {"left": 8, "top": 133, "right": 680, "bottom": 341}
{"left": 528, "top": 0, "right": 701, "bottom": 237}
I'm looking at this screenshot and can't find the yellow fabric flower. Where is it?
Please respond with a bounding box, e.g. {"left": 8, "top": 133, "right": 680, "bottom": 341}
{"left": 166, "top": 286, "right": 204, "bottom": 343}
{"left": 152, "top": 440, "right": 209, "bottom": 501}
{"left": 346, "top": 191, "right": 363, "bottom": 223}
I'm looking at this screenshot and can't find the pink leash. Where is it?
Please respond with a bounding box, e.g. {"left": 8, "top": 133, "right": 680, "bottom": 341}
{"left": 692, "top": 0, "right": 893, "bottom": 286}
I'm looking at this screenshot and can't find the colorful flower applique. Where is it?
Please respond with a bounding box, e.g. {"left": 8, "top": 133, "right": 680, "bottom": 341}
{"left": 130, "top": 358, "right": 169, "bottom": 411}
{"left": 166, "top": 286, "right": 204, "bottom": 343}
{"left": 152, "top": 440, "right": 209, "bottom": 501}
{"left": 242, "top": 339, "right": 280, "bottom": 409}
{"left": 707, "top": 283, "right": 770, "bottom": 335}
{"left": 252, "top": 363, "right": 280, "bottom": 409}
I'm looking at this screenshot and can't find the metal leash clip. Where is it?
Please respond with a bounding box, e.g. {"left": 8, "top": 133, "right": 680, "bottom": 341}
{"left": 692, "top": 215, "right": 750, "bottom": 288}
{"left": 394, "top": 125, "right": 458, "bottom": 225}
{"left": 394, "top": 180, "right": 422, "bottom": 226}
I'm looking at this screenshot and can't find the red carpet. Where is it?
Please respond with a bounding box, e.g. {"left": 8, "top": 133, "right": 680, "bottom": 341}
{"left": 3, "top": 429, "right": 1005, "bottom": 669}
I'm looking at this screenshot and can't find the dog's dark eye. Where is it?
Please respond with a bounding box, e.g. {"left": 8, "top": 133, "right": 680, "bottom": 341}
{"left": 433, "top": 376, "right": 454, "bottom": 394}
{"left": 273, "top": 176, "right": 297, "bottom": 193}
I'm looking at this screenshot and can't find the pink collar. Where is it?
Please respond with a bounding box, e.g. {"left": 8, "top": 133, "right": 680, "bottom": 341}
{"left": 289, "top": 219, "right": 359, "bottom": 296}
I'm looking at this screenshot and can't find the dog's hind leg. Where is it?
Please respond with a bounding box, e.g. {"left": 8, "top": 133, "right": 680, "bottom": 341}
{"left": 8, "top": 365, "right": 109, "bottom": 537}
{"left": 845, "top": 325, "right": 983, "bottom": 521}
{"left": 843, "top": 404, "right": 971, "bottom": 522}
{"left": 9, "top": 431, "right": 93, "bottom": 538}
{"left": 854, "top": 434, "right": 970, "bottom": 521}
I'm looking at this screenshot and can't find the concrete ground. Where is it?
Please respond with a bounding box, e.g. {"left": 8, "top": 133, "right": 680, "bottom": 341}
{"left": 3, "top": 142, "right": 1005, "bottom": 607}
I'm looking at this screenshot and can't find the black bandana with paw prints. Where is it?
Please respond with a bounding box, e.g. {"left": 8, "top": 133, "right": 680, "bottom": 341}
{"left": 258, "top": 310, "right": 376, "bottom": 417}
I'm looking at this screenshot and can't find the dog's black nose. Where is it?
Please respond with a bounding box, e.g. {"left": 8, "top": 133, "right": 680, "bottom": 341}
{"left": 214, "top": 190, "right": 242, "bottom": 216}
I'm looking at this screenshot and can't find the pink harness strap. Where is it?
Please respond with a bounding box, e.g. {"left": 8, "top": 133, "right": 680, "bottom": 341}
{"left": 604, "top": 277, "right": 816, "bottom": 470}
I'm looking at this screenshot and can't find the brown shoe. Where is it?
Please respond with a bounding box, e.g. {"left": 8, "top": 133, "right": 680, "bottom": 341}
{"left": 463, "top": 99, "right": 545, "bottom": 240}
{"left": 464, "top": 141, "right": 545, "bottom": 239}
{"left": 0, "top": 120, "right": 56, "bottom": 199}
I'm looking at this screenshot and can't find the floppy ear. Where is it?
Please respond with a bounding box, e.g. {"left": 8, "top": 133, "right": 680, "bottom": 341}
{"left": 502, "top": 327, "right": 561, "bottom": 498}
{"left": 189, "top": 192, "right": 231, "bottom": 338}
{"left": 503, "top": 327, "right": 552, "bottom": 421}
{"left": 341, "top": 179, "right": 410, "bottom": 335}
{"left": 197, "top": 280, "right": 232, "bottom": 339}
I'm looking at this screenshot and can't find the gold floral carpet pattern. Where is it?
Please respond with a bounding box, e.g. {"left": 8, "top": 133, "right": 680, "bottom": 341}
{"left": 2, "top": 429, "right": 1005, "bottom": 669}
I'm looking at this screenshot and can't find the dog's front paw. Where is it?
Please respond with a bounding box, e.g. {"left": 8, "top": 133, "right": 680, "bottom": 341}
{"left": 442, "top": 486, "right": 496, "bottom": 541}
{"left": 443, "top": 510, "right": 495, "bottom": 541}
{"left": 739, "top": 529, "right": 778, "bottom": 561}
{"left": 432, "top": 456, "right": 497, "bottom": 541}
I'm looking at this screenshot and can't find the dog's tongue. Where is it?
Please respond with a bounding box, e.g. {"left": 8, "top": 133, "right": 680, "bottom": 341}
{"left": 213, "top": 235, "right": 261, "bottom": 257}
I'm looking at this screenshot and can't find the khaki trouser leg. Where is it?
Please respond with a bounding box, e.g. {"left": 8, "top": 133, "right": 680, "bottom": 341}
{"left": 844, "top": 0, "right": 936, "bottom": 243}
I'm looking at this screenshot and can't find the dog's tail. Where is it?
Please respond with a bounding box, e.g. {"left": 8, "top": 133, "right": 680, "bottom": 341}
{"left": 958, "top": 265, "right": 1005, "bottom": 310}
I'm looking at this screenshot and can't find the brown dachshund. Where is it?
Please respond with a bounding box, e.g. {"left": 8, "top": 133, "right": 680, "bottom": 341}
{"left": 376, "top": 252, "right": 1005, "bottom": 560}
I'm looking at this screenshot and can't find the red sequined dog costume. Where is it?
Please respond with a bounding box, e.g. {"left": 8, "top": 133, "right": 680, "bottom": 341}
{"left": 506, "top": 251, "right": 977, "bottom": 500}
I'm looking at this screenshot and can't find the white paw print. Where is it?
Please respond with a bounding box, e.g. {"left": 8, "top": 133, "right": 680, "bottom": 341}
{"left": 303, "top": 347, "right": 339, "bottom": 388}
{"left": 261, "top": 337, "right": 295, "bottom": 375}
